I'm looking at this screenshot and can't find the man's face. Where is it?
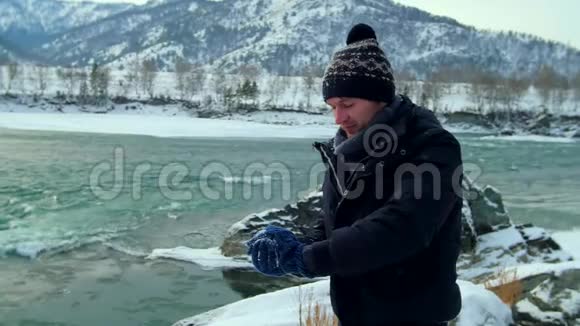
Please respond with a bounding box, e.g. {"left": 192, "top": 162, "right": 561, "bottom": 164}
{"left": 326, "top": 97, "right": 385, "bottom": 138}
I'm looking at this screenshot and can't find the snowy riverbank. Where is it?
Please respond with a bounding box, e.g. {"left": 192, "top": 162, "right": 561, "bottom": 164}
{"left": 0, "top": 111, "right": 336, "bottom": 139}
{"left": 1, "top": 95, "right": 579, "bottom": 140}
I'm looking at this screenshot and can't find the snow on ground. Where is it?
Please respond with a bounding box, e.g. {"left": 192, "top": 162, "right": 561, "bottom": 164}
{"left": 172, "top": 279, "right": 512, "bottom": 326}
{"left": 146, "top": 247, "right": 253, "bottom": 270}
{"left": 476, "top": 225, "right": 525, "bottom": 252}
{"left": 485, "top": 261, "right": 580, "bottom": 288}
{"left": 0, "top": 112, "right": 336, "bottom": 139}
{"left": 226, "top": 110, "right": 334, "bottom": 127}
{"left": 552, "top": 229, "right": 580, "bottom": 260}
{"left": 454, "top": 281, "right": 514, "bottom": 326}
{"left": 480, "top": 134, "right": 578, "bottom": 143}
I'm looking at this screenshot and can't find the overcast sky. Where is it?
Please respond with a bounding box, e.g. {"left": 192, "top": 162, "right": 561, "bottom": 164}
{"left": 76, "top": 0, "right": 580, "bottom": 50}
{"left": 395, "top": 0, "right": 579, "bottom": 49}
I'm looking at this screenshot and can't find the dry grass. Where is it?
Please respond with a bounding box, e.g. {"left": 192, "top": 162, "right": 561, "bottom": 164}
{"left": 297, "top": 285, "right": 339, "bottom": 326}
{"left": 483, "top": 268, "right": 523, "bottom": 306}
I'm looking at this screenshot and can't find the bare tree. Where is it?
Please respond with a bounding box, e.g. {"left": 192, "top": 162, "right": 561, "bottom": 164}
{"left": 185, "top": 64, "right": 205, "bottom": 100}
{"left": 494, "top": 77, "right": 527, "bottom": 122}
{"left": 534, "top": 65, "right": 559, "bottom": 110}
{"left": 56, "top": 67, "right": 66, "bottom": 95}
{"left": 572, "top": 72, "right": 580, "bottom": 109}
{"left": 468, "top": 82, "right": 486, "bottom": 114}
{"left": 90, "top": 63, "right": 100, "bottom": 100}
{"left": 212, "top": 68, "right": 227, "bottom": 105}
{"left": 399, "top": 81, "right": 419, "bottom": 102}
{"left": 552, "top": 81, "right": 569, "bottom": 111}
{"left": 77, "top": 69, "right": 89, "bottom": 105}
{"left": 140, "top": 59, "right": 157, "bottom": 99}
{"left": 429, "top": 67, "right": 454, "bottom": 95}
{"left": 33, "top": 65, "right": 48, "bottom": 97}
{"left": 174, "top": 56, "right": 192, "bottom": 100}
{"left": 237, "top": 64, "right": 261, "bottom": 83}
{"left": 6, "top": 62, "right": 19, "bottom": 95}
{"left": 394, "top": 68, "right": 416, "bottom": 83}
{"left": 302, "top": 65, "right": 316, "bottom": 108}
{"left": 266, "top": 74, "right": 284, "bottom": 106}
{"left": 88, "top": 63, "right": 111, "bottom": 105}
{"left": 470, "top": 70, "right": 502, "bottom": 114}
{"left": 421, "top": 78, "right": 443, "bottom": 112}
{"left": 506, "top": 77, "right": 530, "bottom": 110}
{"left": 124, "top": 55, "right": 141, "bottom": 98}
{"left": 62, "top": 66, "right": 79, "bottom": 97}
{"left": 0, "top": 65, "right": 4, "bottom": 94}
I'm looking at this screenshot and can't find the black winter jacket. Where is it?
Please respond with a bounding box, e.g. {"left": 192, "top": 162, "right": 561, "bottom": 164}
{"left": 302, "top": 95, "right": 463, "bottom": 325}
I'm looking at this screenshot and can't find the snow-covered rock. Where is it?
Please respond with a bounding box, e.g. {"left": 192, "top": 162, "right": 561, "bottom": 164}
{"left": 528, "top": 113, "right": 552, "bottom": 134}
{"left": 457, "top": 224, "right": 573, "bottom": 281}
{"left": 463, "top": 177, "right": 511, "bottom": 234}
{"left": 485, "top": 261, "right": 580, "bottom": 326}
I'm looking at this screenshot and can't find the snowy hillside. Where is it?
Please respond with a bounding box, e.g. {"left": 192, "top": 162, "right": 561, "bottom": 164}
{"left": 5, "top": 0, "right": 580, "bottom": 78}
{"left": 0, "top": 0, "right": 133, "bottom": 47}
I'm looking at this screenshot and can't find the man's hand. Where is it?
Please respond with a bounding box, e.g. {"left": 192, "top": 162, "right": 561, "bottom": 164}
{"left": 246, "top": 225, "right": 313, "bottom": 278}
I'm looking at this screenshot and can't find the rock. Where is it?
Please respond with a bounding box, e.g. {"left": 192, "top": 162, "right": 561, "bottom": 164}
{"left": 528, "top": 114, "right": 552, "bottom": 134}
{"left": 463, "top": 177, "right": 511, "bottom": 235}
{"left": 221, "top": 268, "right": 307, "bottom": 298}
{"left": 460, "top": 196, "right": 478, "bottom": 253}
{"left": 499, "top": 128, "right": 516, "bottom": 136}
{"left": 220, "top": 191, "right": 323, "bottom": 257}
{"left": 443, "top": 111, "right": 492, "bottom": 128}
{"left": 457, "top": 225, "right": 572, "bottom": 281}
{"left": 517, "top": 224, "right": 571, "bottom": 263}
{"left": 514, "top": 268, "right": 580, "bottom": 325}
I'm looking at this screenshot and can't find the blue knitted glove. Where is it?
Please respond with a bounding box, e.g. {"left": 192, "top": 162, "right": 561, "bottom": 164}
{"left": 246, "top": 225, "right": 313, "bottom": 278}
{"left": 247, "top": 237, "right": 285, "bottom": 276}
{"left": 246, "top": 227, "right": 285, "bottom": 276}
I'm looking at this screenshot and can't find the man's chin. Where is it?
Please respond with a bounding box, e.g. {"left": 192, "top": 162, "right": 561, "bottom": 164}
{"left": 340, "top": 125, "right": 358, "bottom": 138}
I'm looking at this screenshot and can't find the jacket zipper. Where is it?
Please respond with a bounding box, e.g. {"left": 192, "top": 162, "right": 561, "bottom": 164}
{"left": 334, "top": 156, "right": 374, "bottom": 213}
{"left": 319, "top": 144, "right": 345, "bottom": 196}
{"left": 314, "top": 142, "right": 382, "bottom": 215}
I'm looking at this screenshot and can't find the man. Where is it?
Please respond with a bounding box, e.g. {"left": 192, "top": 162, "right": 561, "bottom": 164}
{"left": 247, "top": 23, "right": 463, "bottom": 326}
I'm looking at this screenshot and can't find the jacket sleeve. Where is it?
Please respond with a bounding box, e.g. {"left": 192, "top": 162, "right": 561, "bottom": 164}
{"left": 303, "top": 132, "right": 462, "bottom": 277}
{"left": 298, "top": 211, "right": 326, "bottom": 245}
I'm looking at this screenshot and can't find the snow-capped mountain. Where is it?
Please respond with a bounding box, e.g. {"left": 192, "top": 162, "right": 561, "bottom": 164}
{"left": 0, "top": 0, "right": 133, "bottom": 47}
{"left": 10, "top": 0, "right": 580, "bottom": 78}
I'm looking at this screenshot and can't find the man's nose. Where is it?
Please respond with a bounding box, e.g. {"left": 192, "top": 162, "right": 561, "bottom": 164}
{"left": 334, "top": 107, "right": 349, "bottom": 125}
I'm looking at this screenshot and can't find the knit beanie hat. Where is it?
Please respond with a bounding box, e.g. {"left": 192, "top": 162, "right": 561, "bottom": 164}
{"left": 322, "top": 23, "right": 396, "bottom": 104}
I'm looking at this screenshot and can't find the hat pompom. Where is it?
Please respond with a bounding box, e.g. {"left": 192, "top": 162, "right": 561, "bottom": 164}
{"left": 346, "top": 23, "right": 377, "bottom": 45}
